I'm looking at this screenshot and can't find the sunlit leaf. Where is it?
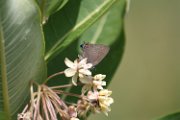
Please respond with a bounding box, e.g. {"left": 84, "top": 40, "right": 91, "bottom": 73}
{"left": 0, "top": 0, "right": 46, "bottom": 119}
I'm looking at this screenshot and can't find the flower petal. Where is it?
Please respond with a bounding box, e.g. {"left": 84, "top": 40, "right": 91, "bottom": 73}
{"left": 87, "top": 91, "right": 98, "bottom": 100}
{"left": 64, "top": 68, "right": 76, "bottom": 77}
{"left": 102, "top": 81, "right": 106, "bottom": 86}
{"left": 65, "top": 58, "right": 75, "bottom": 68}
{"left": 79, "top": 69, "right": 92, "bottom": 76}
{"left": 94, "top": 74, "right": 106, "bottom": 81}
{"left": 79, "top": 58, "right": 87, "bottom": 65}
{"left": 74, "top": 59, "right": 78, "bottom": 65}
{"left": 97, "top": 86, "right": 103, "bottom": 90}
{"left": 106, "top": 98, "right": 114, "bottom": 105}
{"left": 68, "top": 106, "right": 77, "bottom": 118}
{"left": 83, "top": 63, "right": 93, "bottom": 69}
{"left": 72, "top": 73, "right": 78, "bottom": 86}
{"left": 70, "top": 118, "right": 79, "bottom": 120}
{"left": 99, "top": 89, "right": 112, "bottom": 96}
{"left": 79, "top": 75, "right": 92, "bottom": 84}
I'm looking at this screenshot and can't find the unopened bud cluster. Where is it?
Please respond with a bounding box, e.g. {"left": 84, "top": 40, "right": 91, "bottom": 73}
{"left": 18, "top": 56, "right": 114, "bottom": 120}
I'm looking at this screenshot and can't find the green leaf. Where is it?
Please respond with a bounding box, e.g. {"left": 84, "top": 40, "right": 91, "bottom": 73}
{"left": 44, "top": 0, "right": 119, "bottom": 62}
{"left": 36, "top": 0, "right": 68, "bottom": 22}
{"left": 78, "top": 0, "right": 125, "bottom": 45}
{"left": 0, "top": 112, "right": 7, "bottom": 120}
{"left": 156, "top": 112, "right": 180, "bottom": 120}
{"left": 0, "top": 0, "right": 45, "bottom": 119}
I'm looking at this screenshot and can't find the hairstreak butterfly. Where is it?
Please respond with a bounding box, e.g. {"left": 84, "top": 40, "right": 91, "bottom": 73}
{"left": 80, "top": 43, "right": 110, "bottom": 66}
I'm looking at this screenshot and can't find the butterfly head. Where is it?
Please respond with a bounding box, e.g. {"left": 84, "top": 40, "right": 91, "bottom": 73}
{"left": 80, "top": 42, "right": 90, "bottom": 49}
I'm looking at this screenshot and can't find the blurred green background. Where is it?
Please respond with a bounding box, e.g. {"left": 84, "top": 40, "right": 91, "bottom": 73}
{"left": 90, "top": 0, "right": 180, "bottom": 120}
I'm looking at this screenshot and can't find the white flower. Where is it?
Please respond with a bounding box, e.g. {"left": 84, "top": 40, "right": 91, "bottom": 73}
{"left": 93, "top": 74, "right": 106, "bottom": 90}
{"left": 87, "top": 91, "right": 99, "bottom": 101}
{"left": 77, "top": 100, "right": 90, "bottom": 117}
{"left": 17, "top": 111, "right": 31, "bottom": 120}
{"left": 68, "top": 106, "right": 79, "bottom": 120}
{"left": 80, "top": 74, "right": 106, "bottom": 94}
{"left": 87, "top": 89, "right": 114, "bottom": 116}
{"left": 79, "top": 75, "right": 93, "bottom": 94}
{"left": 98, "top": 89, "right": 114, "bottom": 116}
{"left": 64, "top": 58, "right": 93, "bottom": 85}
{"left": 79, "top": 75, "right": 92, "bottom": 84}
{"left": 68, "top": 106, "right": 77, "bottom": 118}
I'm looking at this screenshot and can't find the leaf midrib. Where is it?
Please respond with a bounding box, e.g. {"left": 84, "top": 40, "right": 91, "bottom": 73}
{"left": 0, "top": 23, "right": 11, "bottom": 119}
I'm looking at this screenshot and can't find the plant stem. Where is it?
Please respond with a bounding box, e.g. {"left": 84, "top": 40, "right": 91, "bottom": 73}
{"left": 44, "top": 71, "right": 64, "bottom": 83}
{"left": 50, "top": 84, "right": 73, "bottom": 89}
{"left": 54, "top": 90, "right": 82, "bottom": 99}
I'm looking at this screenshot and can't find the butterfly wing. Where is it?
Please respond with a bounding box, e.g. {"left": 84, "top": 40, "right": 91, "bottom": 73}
{"left": 81, "top": 44, "right": 110, "bottom": 66}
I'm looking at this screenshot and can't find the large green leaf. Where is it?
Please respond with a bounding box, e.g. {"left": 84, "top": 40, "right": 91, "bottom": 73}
{"left": 0, "top": 0, "right": 45, "bottom": 119}
{"left": 44, "top": 0, "right": 118, "bottom": 62}
{"left": 156, "top": 112, "right": 180, "bottom": 120}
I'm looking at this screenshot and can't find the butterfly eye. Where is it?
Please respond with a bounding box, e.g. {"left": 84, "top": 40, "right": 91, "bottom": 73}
{"left": 80, "top": 44, "right": 83, "bottom": 48}
{"left": 80, "top": 43, "right": 88, "bottom": 49}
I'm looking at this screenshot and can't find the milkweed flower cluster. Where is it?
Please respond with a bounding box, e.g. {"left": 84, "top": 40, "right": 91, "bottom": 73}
{"left": 18, "top": 56, "right": 114, "bottom": 120}
{"left": 64, "top": 57, "right": 114, "bottom": 117}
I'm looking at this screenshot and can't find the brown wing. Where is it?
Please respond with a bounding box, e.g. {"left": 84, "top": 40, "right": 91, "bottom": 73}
{"left": 82, "top": 44, "right": 110, "bottom": 66}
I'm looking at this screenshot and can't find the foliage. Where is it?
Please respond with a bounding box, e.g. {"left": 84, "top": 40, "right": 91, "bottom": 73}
{"left": 0, "top": 0, "right": 126, "bottom": 119}
{"left": 156, "top": 112, "right": 180, "bottom": 120}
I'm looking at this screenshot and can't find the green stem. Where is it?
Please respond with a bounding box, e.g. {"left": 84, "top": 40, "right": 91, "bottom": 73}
{"left": 39, "top": 0, "right": 46, "bottom": 24}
